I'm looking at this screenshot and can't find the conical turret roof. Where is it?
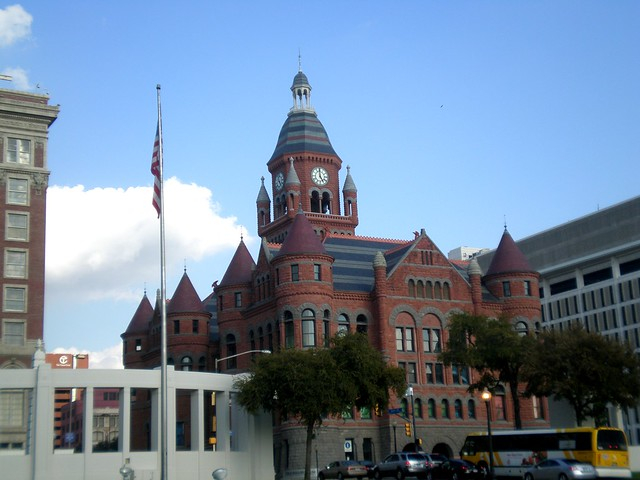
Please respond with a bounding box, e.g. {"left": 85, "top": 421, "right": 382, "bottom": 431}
{"left": 167, "top": 271, "right": 207, "bottom": 314}
{"left": 485, "top": 229, "right": 534, "bottom": 276}
{"left": 124, "top": 293, "right": 153, "bottom": 335}
{"left": 219, "top": 239, "right": 256, "bottom": 286}
{"left": 276, "top": 209, "right": 327, "bottom": 257}
{"left": 256, "top": 176, "right": 270, "bottom": 203}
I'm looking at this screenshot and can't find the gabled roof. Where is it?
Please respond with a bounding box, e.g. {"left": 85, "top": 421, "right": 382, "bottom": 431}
{"left": 167, "top": 271, "right": 207, "bottom": 314}
{"left": 219, "top": 239, "right": 256, "bottom": 287}
{"left": 276, "top": 210, "right": 328, "bottom": 257}
{"left": 123, "top": 294, "right": 153, "bottom": 335}
{"left": 485, "top": 229, "right": 534, "bottom": 276}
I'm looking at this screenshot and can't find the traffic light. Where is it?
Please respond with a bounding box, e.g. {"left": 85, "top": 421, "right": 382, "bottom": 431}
{"left": 374, "top": 404, "right": 381, "bottom": 416}
{"left": 405, "top": 423, "right": 412, "bottom": 436}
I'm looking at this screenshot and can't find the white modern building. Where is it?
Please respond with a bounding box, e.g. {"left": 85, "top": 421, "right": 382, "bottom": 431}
{"left": 0, "top": 345, "right": 274, "bottom": 480}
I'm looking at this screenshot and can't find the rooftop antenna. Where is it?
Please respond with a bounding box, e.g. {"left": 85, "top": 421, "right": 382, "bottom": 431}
{"left": 503, "top": 215, "right": 508, "bottom": 232}
{"left": 298, "top": 49, "right": 302, "bottom": 71}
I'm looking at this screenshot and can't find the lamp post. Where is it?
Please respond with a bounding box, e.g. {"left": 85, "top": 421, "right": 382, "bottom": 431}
{"left": 405, "top": 385, "right": 418, "bottom": 449}
{"left": 481, "top": 389, "right": 494, "bottom": 479}
{"left": 215, "top": 349, "right": 271, "bottom": 372}
{"left": 119, "top": 458, "right": 134, "bottom": 480}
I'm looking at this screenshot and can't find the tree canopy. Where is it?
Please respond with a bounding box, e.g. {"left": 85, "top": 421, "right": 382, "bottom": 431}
{"left": 524, "top": 325, "right": 640, "bottom": 426}
{"left": 439, "top": 312, "right": 536, "bottom": 429}
{"left": 234, "top": 332, "right": 406, "bottom": 480}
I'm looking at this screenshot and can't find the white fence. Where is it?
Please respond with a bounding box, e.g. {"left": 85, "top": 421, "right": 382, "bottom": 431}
{"left": 0, "top": 363, "right": 274, "bottom": 480}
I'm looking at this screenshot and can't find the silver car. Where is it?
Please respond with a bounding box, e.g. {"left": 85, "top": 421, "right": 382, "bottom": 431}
{"left": 523, "top": 459, "right": 596, "bottom": 480}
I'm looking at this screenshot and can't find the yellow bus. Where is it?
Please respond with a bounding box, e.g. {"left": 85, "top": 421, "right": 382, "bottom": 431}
{"left": 460, "top": 427, "right": 630, "bottom": 479}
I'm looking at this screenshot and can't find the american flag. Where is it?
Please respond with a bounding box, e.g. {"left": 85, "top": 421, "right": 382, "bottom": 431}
{"left": 151, "top": 124, "right": 161, "bottom": 217}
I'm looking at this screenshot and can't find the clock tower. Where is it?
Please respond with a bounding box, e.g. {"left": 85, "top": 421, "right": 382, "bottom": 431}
{"left": 257, "top": 65, "right": 359, "bottom": 243}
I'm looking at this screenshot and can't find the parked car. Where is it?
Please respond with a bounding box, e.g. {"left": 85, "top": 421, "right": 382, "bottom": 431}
{"left": 318, "top": 460, "right": 369, "bottom": 480}
{"left": 426, "top": 454, "right": 448, "bottom": 467}
{"left": 358, "top": 460, "right": 375, "bottom": 478}
{"left": 430, "top": 459, "right": 482, "bottom": 480}
{"left": 372, "top": 452, "right": 431, "bottom": 479}
{"left": 523, "top": 459, "right": 597, "bottom": 480}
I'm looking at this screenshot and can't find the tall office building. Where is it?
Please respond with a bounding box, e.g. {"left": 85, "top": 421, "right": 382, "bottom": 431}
{"left": 0, "top": 87, "right": 58, "bottom": 369}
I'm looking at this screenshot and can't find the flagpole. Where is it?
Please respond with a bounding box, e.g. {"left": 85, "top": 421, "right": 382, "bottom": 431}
{"left": 155, "top": 84, "right": 169, "bottom": 480}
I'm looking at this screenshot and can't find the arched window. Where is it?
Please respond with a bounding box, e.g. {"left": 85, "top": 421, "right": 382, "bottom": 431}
{"left": 434, "top": 282, "right": 442, "bottom": 299}
{"left": 249, "top": 330, "right": 255, "bottom": 351}
{"left": 338, "top": 313, "right": 349, "bottom": 333}
{"left": 494, "top": 385, "right": 507, "bottom": 420}
{"left": 414, "top": 398, "right": 423, "bottom": 418}
{"left": 416, "top": 280, "right": 424, "bottom": 298}
{"left": 515, "top": 321, "right": 529, "bottom": 337}
{"left": 468, "top": 399, "right": 476, "bottom": 419}
{"left": 454, "top": 399, "right": 463, "bottom": 419}
{"left": 198, "top": 356, "right": 206, "bottom": 372}
{"left": 180, "top": 356, "right": 193, "bottom": 371}
{"left": 225, "top": 334, "right": 237, "bottom": 369}
{"left": 441, "top": 399, "right": 450, "bottom": 419}
{"left": 425, "top": 281, "right": 433, "bottom": 299}
{"left": 258, "top": 327, "right": 264, "bottom": 350}
{"left": 284, "top": 311, "right": 294, "bottom": 348}
{"left": 408, "top": 279, "right": 416, "bottom": 297}
{"left": 428, "top": 399, "right": 436, "bottom": 418}
{"left": 310, "top": 190, "right": 321, "bottom": 213}
{"left": 321, "top": 192, "right": 331, "bottom": 214}
{"left": 267, "top": 323, "right": 273, "bottom": 352}
{"left": 356, "top": 314, "right": 368, "bottom": 334}
{"left": 401, "top": 398, "right": 409, "bottom": 419}
{"left": 302, "top": 309, "right": 316, "bottom": 347}
{"left": 443, "top": 283, "right": 451, "bottom": 300}
{"left": 323, "top": 310, "right": 331, "bottom": 346}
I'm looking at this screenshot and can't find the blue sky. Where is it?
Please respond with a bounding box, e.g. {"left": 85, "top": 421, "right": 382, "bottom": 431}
{"left": 2, "top": 1, "right": 638, "bottom": 367}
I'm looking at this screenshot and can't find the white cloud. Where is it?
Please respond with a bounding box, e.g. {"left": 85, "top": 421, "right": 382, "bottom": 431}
{"left": 50, "top": 344, "right": 123, "bottom": 370}
{"left": 0, "top": 4, "right": 32, "bottom": 47}
{"left": 45, "top": 178, "right": 247, "bottom": 304}
{"left": 1, "top": 66, "right": 30, "bottom": 89}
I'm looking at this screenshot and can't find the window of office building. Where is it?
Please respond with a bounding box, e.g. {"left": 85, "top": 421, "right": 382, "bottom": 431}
{"left": 7, "top": 177, "right": 28, "bottom": 205}
{"left": 3, "top": 286, "right": 26, "bottom": 312}
{"left": 4, "top": 249, "right": 27, "bottom": 278}
{"left": 6, "top": 212, "right": 28, "bottom": 241}
{"left": 2, "top": 320, "right": 25, "bottom": 345}
{"left": 7, "top": 138, "right": 31, "bottom": 165}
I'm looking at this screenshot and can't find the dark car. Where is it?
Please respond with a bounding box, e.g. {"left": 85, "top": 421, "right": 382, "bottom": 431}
{"left": 372, "top": 452, "right": 431, "bottom": 479}
{"left": 523, "top": 459, "right": 597, "bottom": 480}
{"left": 430, "top": 459, "right": 481, "bottom": 480}
{"left": 358, "top": 460, "right": 375, "bottom": 478}
{"left": 318, "top": 460, "right": 369, "bottom": 480}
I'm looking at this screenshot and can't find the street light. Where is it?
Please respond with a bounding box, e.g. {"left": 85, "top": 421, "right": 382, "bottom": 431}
{"left": 405, "top": 385, "right": 418, "bottom": 449}
{"left": 215, "top": 349, "right": 271, "bottom": 372}
{"left": 481, "top": 388, "right": 494, "bottom": 479}
{"left": 119, "top": 458, "right": 134, "bottom": 480}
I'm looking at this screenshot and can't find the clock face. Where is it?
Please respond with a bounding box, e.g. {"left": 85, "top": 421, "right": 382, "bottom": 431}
{"left": 275, "top": 172, "right": 284, "bottom": 191}
{"left": 311, "top": 167, "right": 329, "bottom": 186}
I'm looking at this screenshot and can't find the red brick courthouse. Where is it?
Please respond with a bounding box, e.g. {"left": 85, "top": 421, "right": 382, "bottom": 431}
{"left": 122, "top": 67, "right": 548, "bottom": 474}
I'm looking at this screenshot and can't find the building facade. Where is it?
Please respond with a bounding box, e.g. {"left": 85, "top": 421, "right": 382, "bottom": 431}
{"left": 0, "top": 88, "right": 58, "bottom": 368}
{"left": 477, "top": 196, "right": 640, "bottom": 443}
{"left": 0, "top": 88, "right": 59, "bottom": 453}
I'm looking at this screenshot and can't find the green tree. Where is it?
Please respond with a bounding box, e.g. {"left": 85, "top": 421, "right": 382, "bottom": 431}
{"left": 234, "top": 333, "right": 406, "bottom": 480}
{"left": 524, "top": 325, "right": 640, "bottom": 426}
{"left": 439, "top": 312, "right": 535, "bottom": 429}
